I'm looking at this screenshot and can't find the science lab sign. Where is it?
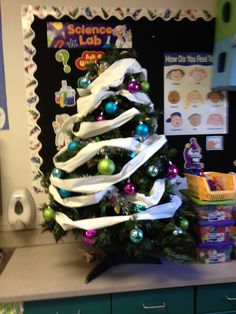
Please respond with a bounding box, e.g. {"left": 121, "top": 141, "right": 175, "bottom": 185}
{"left": 47, "top": 22, "right": 132, "bottom": 49}
{"left": 164, "top": 52, "right": 227, "bottom": 136}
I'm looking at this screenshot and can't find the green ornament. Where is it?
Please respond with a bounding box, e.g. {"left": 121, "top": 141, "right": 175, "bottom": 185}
{"left": 140, "top": 80, "right": 150, "bottom": 92}
{"left": 130, "top": 228, "right": 144, "bottom": 243}
{"left": 133, "top": 204, "right": 147, "bottom": 213}
{"left": 97, "top": 158, "right": 116, "bottom": 175}
{"left": 43, "top": 206, "right": 55, "bottom": 222}
{"left": 180, "top": 218, "right": 189, "bottom": 230}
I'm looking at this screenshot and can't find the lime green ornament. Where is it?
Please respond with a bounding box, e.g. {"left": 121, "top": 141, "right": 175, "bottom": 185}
{"left": 140, "top": 80, "right": 150, "bottom": 92}
{"left": 98, "top": 158, "right": 116, "bottom": 175}
{"left": 180, "top": 218, "right": 189, "bottom": 230}
{"left": 43, "top": 206, "right": 55, "bottom": 222}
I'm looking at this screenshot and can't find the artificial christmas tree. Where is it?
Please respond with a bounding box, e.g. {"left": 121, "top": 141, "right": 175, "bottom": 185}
{"left": 41, "top": 49, "right": 196, "bottom": 282}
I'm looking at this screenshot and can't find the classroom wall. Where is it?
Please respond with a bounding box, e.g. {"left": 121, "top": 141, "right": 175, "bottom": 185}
{"left": 0, "top": 0, "right": 216, "bottom": 231}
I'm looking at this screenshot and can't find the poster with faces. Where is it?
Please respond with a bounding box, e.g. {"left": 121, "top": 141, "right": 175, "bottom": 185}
{"left": 164, "top": 53, "right": 228, "bottom": 136}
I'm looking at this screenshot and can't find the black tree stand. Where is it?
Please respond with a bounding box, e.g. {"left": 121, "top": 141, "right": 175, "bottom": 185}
{"left": 85, "top": 251, "right": 162, "bottom": 283}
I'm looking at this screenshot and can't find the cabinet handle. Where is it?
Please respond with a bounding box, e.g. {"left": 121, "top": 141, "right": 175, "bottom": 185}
{"left": 142, "top": 302, "right": 166, "bottom": 310}
{"left": 225, "top": 295, "right": 236, "bottom": 301}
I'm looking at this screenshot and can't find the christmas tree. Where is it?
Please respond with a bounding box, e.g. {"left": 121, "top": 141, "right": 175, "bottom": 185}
{"left": 41, "top": 49, "right": 196, "bottom": 282}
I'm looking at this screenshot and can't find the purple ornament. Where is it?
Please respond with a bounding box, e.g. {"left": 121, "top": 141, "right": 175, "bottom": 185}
{"left": 128, "top": 81, "right": 140, "bottom": 93}
{"left": 84, "top": 229, "right": 97, "bottom": 238}
{"left": 83, "top": 229, "right": 97, "bottom": 245}
{"left": 83, "top": 236, "right": 94, "bottom": 245}
{"left": 167, "top": 164, "right": 179, "bottom": 179}
{"left": 123, "top": 183, "right": 136, "bottom": 195}
{"left": 96, "top": 113, "right": 105, "bottom": 121}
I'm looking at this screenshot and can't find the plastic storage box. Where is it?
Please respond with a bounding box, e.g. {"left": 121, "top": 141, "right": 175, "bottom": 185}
{"left": 197, "top": 220, "right": 234, "bottom": 243}
{"left": 197, "top": 241, "right": 233, "bottom": 264}
{"left": 184, "top": 172, "right": 236, "bottom": 201}
{"left": 181, "top": 189, "right": 236, "bottom": 222}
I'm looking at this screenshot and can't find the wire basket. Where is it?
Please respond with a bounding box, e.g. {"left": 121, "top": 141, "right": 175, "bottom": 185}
{"left": 184, "top": 172, "right": 236, "bottom": 201}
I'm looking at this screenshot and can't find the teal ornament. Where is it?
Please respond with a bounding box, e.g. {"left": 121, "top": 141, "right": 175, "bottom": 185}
{"left": 130, "top": 228, "right": 144, "bottom": 243}
{"left": 104, "top": 101, "right": 118, "bottom": 115}
{"left": 67, "top": 139, "right": 80, "bottom": 152}
{"left": 52, "top": 168, "right": 64, "bottom": 178}
{"left": 97, "top": 158, "right": 116, "bottom": 175}
{"left": 147, "top": 165, "right": 159, "bottom": 177}
{"left": 180, "top": 218, "right": 189, "bottom": 230}
{"left": 135, "top": 123, "right": 149, "bottom": 137}
{"left": 133, "top": 204, "right": 147, "bottom": 213}
{"left": 129, "top": 152, "right": 136, "bottom": 158}
{"left": 77, "top": 76, "right": 90, "bottom": 89}
{"left": 59, "top": 189, "right": 71, "bottom": 198}
{"left": 140, "top": 80, "right": 150, "bottom": 93}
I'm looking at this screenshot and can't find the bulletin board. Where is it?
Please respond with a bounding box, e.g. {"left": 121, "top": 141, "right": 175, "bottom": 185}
{"left": 22, "top": 5, "right": 236, "bottom": 193}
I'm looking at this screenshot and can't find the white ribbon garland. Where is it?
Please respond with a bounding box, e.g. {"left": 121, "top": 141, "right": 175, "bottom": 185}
{"left": 50, "top": 135, "right": 167, "bottom": 194}
{"left": 55, "top": 195, "right": 182, "bottom": 231}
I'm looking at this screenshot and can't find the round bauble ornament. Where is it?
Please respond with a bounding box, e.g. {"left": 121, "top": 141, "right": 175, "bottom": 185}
{"left": 173, "top": 227, "right": 183, "bottom": 236}
{"left": 96, "top": 112, "right": 105, "bottom": 121}
{"left": 77, "top": 76, "right": 90, "bottom": 89}
{"left": 166, "top": 164, "right": 179, "bottom": 179}
{"left": 140, "top": 80, "right": 150, "bottom": 92}
{"left": 180, "top": 218, "right": 189, "bottom": 230}
{"left": 123, "top": 182, "right": 136, "bottom": 195}
{"left": 130, "top": 228, "right": 144, "bottom": 243}
{"left": 43, "top": 206, "right": 55, "bottom": 222}
{"left": 67, "top": 139, "right": 80, "bottom": 152}
{"left": 128, "top": 80, "right": 140, "bottom": 93}
{"left": 83, "top": 235, "right": 94, "bottom": 245}
{"left": 52, "top": 168, "right": 64, "bottom": 178}
{"left": 59, "top": 189, "right": 72, "bottom": 198}
{"left": 104, "top": 101, "right": 118, "bottom": 115}
{"left": 147, "top": 165, "right": 159, "bottom": 177}
{"left": 133, "top": 204, "right": 147, "bottom": 213}
{"left": 97, "top": 158, "right": 116, "bottom": 175}
{"left": 84, "top": 229, "right": 97, "bottom": 238}
{"left": 129, "top": 152, "right": 136, "bottom": 159}
{"left": 135, "top": 123, "right": 149, "bottom": 137}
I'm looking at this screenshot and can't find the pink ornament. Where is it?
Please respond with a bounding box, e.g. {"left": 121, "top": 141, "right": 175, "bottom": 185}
{"left": 96, "top": 113, "right": 105, "bottom": 121}
{"left": 83, "top": 229, "right": 97, "bottom": 245}
{"left": 128, "top": 81, "right": 140, "bottom": 93}
{"left": 83, "top": 236, "right": 94, "bottom": 245}
{"left": 167, "top": 164, "right": 179, "bottom": 179}
{"left": 84, "top": 229, "right": 97, "bottom": 238}
{"left": 123, "top": 183, "right": 136, "bottom": 195}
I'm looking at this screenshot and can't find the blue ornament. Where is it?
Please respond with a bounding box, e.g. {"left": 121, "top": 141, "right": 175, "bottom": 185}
{"left": 77, "top": 76, "right": 90, "bottom": 89}
{"left": 129, "top": 152, "right": 136, "bottom": 159}
{"left": 52, "top": 168, "right": 64, "bottom": 178}
{"left": 147, "top": 165, "right": 159, "bottom": 177}
{"left": 104, "top": 101, "right": 118, "bottom": 115}
{"left": 59, "top": 189, "right": 71, "bottom": 198}
{"left": 130, "top": 228, "right": 144, "bottom": 243}
{"left": 133, "top": 204, "right": 147, "bottom": 213}
{"left": 135, "top": 123, "right": 149, "bottom": 137}
{"left": 67, "top": 140, "right": 80, "bottom": 152}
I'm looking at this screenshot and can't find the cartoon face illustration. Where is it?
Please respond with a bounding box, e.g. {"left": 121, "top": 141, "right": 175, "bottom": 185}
{"left": 168, "top": 91, "right": 180, "bottom": 104}
{"left": 188, "top": 113, "right": 201, "bottom": 126}
{"left": 207, "top": 91, "right": 225, "bottom": 103}
{"left": 166, "top": 112, "right": 182, "bottom": 127}
{"left": 166, "top": 69, "right": 185, "bottom": 81}
{"left": 189, "top": 67, "right": 207, "bottom": 81}
{"left": 207, "top": 113, "right": 224, "bottom": 126}
{"left": 185, "top": 90, "right": 204, "bottom": 109}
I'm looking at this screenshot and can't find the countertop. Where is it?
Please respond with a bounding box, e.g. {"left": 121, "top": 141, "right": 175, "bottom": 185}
{"left": 0, "top": 242, "right": 236, "bottom": 303}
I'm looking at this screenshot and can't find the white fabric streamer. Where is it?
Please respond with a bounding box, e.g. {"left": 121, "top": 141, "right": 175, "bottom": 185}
{"left": 50, "top": 134, "right": 167, "bottom": 193}
{"left": 55, "top": 195, "right": 182, "bottom": 231}
{"left": 125, "top": 179, "right": 165, "bottom": 206}
{"left": 74, "top": 108, "right": 140, "bottom": 139}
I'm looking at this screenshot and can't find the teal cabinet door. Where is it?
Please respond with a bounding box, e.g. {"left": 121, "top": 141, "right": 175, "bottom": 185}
{"left": 112, "top": 287, "right": 194, "bottom": 314}
{"left": 24, "top": 294, "right": 110, "bottom": 314}
{"left": 197, "top": 283, "right": 236, "bottom": 313}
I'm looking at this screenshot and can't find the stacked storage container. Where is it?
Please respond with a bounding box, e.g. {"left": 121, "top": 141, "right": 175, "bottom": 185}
{"left": 182, "top": 172, "right": 236, "bottom": 264}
